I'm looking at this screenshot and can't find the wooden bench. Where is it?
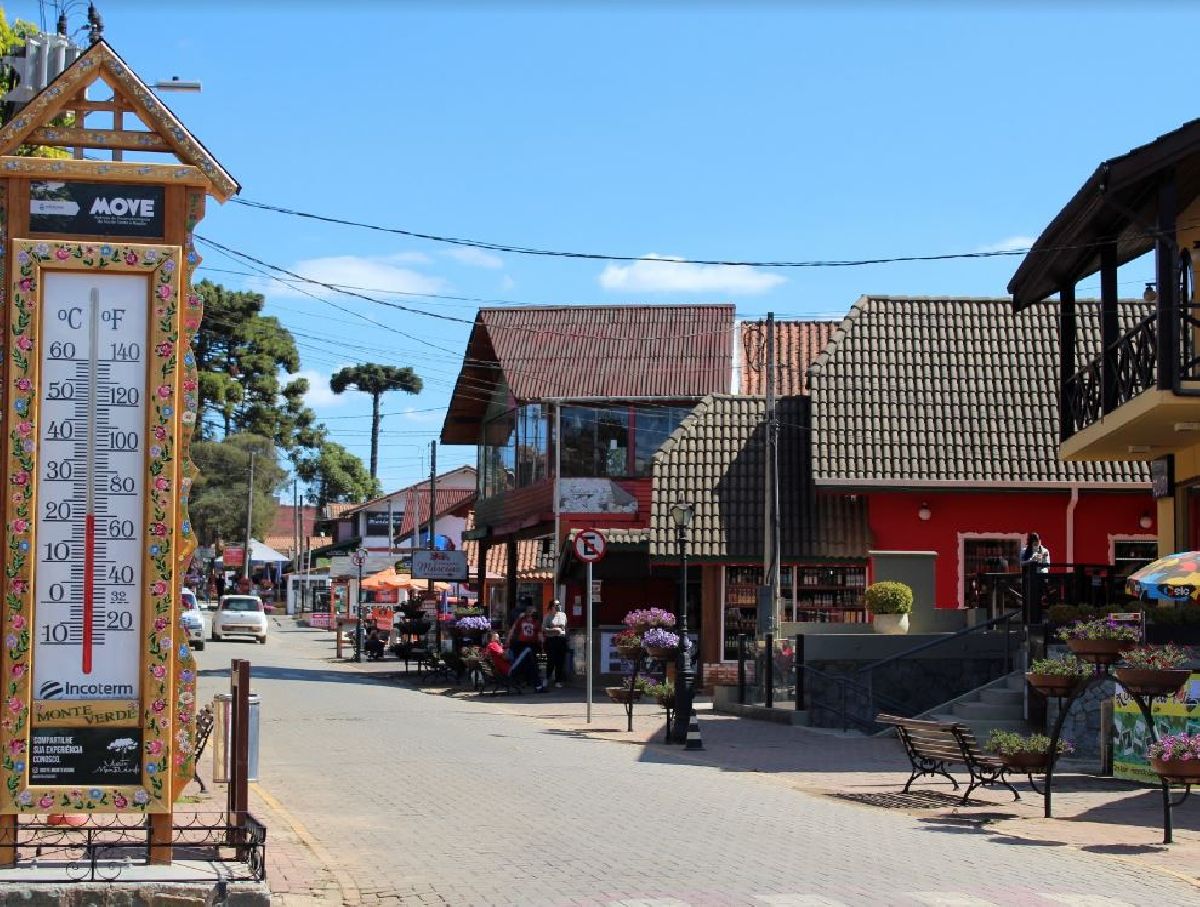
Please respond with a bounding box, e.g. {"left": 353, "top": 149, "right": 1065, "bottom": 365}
{"left": 477, "top": 657, "right": 524, "bottom": 695}
{"left": 877, "top": 714, "right": 1019, "bottom": 805}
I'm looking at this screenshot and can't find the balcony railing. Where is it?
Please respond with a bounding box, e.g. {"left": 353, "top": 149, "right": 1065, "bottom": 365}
{"left": 1062, "top": 311, "right": 1159, "bottom": 438}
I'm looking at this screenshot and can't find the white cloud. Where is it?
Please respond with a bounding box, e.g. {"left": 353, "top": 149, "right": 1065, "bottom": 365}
{"left": 260, "top": 253, "right": 444, "bottom": 299}
{"left": 444, "top": 247, "right": 504, "bottom": 269}
{"left": 598, "top": 253, "right": 785, "bottom": 295}
{"left": 288, "top": 368, "right": 349, "bottom": 409}
{"left": 500, "top": 275, "right": 516, "bottom": 291}
{"left": 977, "top": 235, "right": 1034, "bottom": 254}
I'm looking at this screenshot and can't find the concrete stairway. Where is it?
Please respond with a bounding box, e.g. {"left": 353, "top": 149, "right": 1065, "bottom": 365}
{"left": 921, "top": 670, "right": 1031, "bottom": 743}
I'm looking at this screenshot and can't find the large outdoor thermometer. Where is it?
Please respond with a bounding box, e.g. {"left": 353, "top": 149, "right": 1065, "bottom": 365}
{"left": 33, "top": 272, "right": 147, "bottom": 701}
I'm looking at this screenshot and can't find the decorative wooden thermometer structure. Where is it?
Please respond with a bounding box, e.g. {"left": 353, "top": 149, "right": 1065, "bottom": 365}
{"left": 0, "top": 40, "right": 238, "bottom": 863}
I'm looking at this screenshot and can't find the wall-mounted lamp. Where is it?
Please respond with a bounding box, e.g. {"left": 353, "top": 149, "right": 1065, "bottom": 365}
{"left": 1144, "top": 282, "right": 1159, "bottom": 304}
{"left": 1139, "top": 511, "right": 1154, "bottom": 530}
{"left": 917, "top": 502, "right": 932, "bottom": 521}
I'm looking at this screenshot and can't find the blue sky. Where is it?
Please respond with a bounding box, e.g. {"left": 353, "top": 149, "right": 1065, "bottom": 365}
{"left": 14, "top": 1, "right": 1191, "bottom": 492}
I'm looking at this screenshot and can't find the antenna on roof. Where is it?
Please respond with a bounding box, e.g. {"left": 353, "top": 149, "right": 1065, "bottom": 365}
{"left": 86, "top": 3, "right": 103, "bottom": 46}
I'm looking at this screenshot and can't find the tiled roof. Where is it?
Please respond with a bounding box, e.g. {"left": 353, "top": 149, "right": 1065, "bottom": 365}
{"left": 442, "top": 304, "right": 735, "bottom": 444}
{"left": 322, "top": 502, "right": 356, "bottom": 520}
{"left": 397, "top": 488, "right": 476, "bottom": 536}
{"left": 739, "top": 320, "right": 839, "bottom": 395}
{"left": 344, "top": 467, "right": 476, "bottom": 516}
{"left": 461, "top": 535, "right": 553, "bottom": 582}
{"left": 270, "top": 505, "right": 317, "bottom": 540}
{"left": 648, "top": 395, "right": 869, "bottom": 561}
{"left": 807, "top": 296, "right": 1153, "bottom": 485}
{"left": 263, "top": 534, "right": 330, "bottom": 556}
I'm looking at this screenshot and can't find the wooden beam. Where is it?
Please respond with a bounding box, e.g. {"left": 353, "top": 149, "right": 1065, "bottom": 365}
{"left": 28, "top": 127, "right": 168, "bottom": 152}
{"left": 1059, "top": 281, "right": 1077, "bottom": 441}
{"left": 1100, "top": 241, "right": 1120, "bottom": 413}
{"left": 1157, "top": 169, "right": 1178, "bottom": 391}
{"left": 62, "top": 98, "right": 126, "bottom": 113}
{"left": 0, "top": 156, "right": 211, "bottom": 188}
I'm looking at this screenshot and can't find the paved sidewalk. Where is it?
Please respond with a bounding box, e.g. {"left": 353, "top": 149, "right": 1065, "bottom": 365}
{"left": 328, "top": 631, "right": 1200, "bottom": 885}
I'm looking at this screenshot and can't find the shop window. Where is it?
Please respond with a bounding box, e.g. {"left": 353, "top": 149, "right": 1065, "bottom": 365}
{"left": 960, "top": 535, "right": 1023, "bottom": 607}
{"left": 1112, "top": 539, "right": 1157, "bottom": 576}
{"left": 561, "top": 406, "right": 630, "bottom": 477}
{"left": 632, "top": 407, "right": 691, "bottom": 475}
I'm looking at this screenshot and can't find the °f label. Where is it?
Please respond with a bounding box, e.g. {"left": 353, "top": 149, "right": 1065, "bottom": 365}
{"left": 33, "top": 272, "right": 148, "bottom": 701}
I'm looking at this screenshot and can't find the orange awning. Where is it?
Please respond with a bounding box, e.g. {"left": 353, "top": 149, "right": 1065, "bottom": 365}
{"left": 361, "top": 566, "right": 413, "bottom": 591}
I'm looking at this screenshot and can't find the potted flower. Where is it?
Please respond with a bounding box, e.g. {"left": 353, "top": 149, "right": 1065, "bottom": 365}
{"left": 454, "top": 614, "right": 492, "bottom": 645}
{"left": 605, "top": 680, "right": 643, "bottom": 705}
{"left": 643, "top": 679, "right": 675, "bottom": 709}
{"left": 865, "top": 581, "right": 913, "bottom": 635}
{"left": 1115, "top": 644, "right": 1192, "bottom": 697}
{"left": 1148, "top": 732, "right": 1200, "bottom": 781}
{"left": 623, "top": 608, "right": 676, "bottom": 634}
{"left": 1057, "top": 617, "right": 1139, "bottom": 664}
{"left": 1026, "top": 654, "right": 1089, "bottom": 697}
{"left": 987, "top": 730, "right": 1074, "bottom": 772}
{"left": 613, "top": 629, "right": 643, "bottom": 662}
{"left": 642, "top": 627, "right": 680, "bottom": 659}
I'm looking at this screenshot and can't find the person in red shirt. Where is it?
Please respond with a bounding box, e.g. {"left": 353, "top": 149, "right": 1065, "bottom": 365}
{"left": 506, "top": 606, "right": 545, "bottom": 691}
{"left": 482, "top": 632, "right": 511, "bottom": 675}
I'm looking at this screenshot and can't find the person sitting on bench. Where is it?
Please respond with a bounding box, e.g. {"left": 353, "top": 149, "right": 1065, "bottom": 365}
{"left": 364, "top": 628, "right": 387, "bottom": 660}
{"left": 483, "top": 631, "right": 512, "bottom": 675}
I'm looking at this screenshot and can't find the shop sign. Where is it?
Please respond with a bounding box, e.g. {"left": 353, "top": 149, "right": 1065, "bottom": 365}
{"left": 1112, "top": 673, "right": 1200, "bottom": 783}
{"left": 30, "top": 181, "right": 165, "bottom": 237}
{"left": 1151, "top": 455, "right": 1174, "bottom": 499}
{"left": 412, "top": 550, "right": 468, "bottom": 581}
{"left": 364, "top": 512, "right": 404, "bottom": 535}
{"left": 223, "top": 546, "right": 245, "bottom": 568}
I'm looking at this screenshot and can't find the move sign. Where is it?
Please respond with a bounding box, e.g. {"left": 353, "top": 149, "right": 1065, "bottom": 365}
{"left": 30, "top": 181, "right": 165, "bottom": 237}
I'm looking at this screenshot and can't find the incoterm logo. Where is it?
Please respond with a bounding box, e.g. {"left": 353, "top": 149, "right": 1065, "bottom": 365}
{"left": 39, "top": 680, "right": 135, "bottom": 699}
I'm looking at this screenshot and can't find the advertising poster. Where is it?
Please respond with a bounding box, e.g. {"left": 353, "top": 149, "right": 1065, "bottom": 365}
{"left": 30, "top": 181, "right": 164, "bottom": 237}
{"left": 1112, "top": 673, "right": 1200, "bottom": 783}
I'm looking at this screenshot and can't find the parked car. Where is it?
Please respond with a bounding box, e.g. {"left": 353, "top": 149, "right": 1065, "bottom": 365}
{"left": 212, "top": 595, "right": 268, "bottom": 644}
{"left": 180, "top": 589, "right": 205, "bottom": 652}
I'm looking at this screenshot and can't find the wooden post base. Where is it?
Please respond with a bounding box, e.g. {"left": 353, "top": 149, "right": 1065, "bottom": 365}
{"left": 0, "top": 813, "right": 15, "bottom": 867}
{"left": 148, "top": 811, "right": 172, "bottom": 865}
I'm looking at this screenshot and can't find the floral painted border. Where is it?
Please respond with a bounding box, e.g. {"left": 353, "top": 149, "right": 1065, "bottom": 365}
{"left": 170, "top": 189, "right": 206, "bottom": 798}
{"left": 1, "top": 240, "right": 183, "bottom": 814}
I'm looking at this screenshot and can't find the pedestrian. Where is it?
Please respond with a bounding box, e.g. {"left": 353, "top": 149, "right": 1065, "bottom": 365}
{"left": 1020, "top": 532, "right": 1050, "bottom": 573}
{"left": 482, "top": 631, "right": 512, "bottom": 675}
{"left": 506, "top": 605, "right": 544, "bottom": 691}
{"left": 542, "top": 599, "right": 568, "bottom": 687}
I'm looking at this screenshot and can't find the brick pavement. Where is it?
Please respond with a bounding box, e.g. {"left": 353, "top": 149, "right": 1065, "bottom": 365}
{"left": 198, "top": 617, "right": 1200, "bottom": 905}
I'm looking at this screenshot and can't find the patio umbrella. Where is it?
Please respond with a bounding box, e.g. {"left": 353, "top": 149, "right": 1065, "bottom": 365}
{"left": 361, "top": 566, "right": 413, "bottom": 591}
{"left": 1125, "top": 552, "right": 1200, "bottom": 602}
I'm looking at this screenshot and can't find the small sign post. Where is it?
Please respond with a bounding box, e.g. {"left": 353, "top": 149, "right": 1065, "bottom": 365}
{"left": 573, "top": 530, "right": 607, "bottom": 722}
{"left": 352, "top": 548, "right": 368, "bottom": 662}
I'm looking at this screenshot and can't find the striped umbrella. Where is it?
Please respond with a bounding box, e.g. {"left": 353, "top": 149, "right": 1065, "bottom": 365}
{"left": 1125, "top": 551, "right": 1200, "bottom": 602}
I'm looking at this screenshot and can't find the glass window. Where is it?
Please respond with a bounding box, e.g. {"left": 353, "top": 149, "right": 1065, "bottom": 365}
{"left": 480, "top": 408, "right": 516, "bottom": 498}
{"left": 516, "top": 404, "right": 547, "bottom": 487}
{"left": 632, "top": 406, "right": 691, "bottom": 475}
{"left": 1113, "top": 539, "right": 1157, "bottom": 576}
{"left": 561, "top": 406, "right": 630, "bottom": 477}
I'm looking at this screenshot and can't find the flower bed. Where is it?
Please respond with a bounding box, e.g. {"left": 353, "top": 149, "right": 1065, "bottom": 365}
{"left": 1148, "top": 732, "right": 1200, "bottom": 781}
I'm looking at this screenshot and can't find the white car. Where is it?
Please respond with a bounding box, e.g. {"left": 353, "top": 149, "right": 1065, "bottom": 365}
{"left": 212, "top": 595, "right": 268, "bottom": 644}
{"left": 180, "top": 589, "right": 205, "bottom": 651}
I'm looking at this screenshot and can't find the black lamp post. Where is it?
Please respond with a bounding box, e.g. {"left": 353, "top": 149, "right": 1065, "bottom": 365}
{"left": 670, "top": 500, "right": 695, "bottom": 745}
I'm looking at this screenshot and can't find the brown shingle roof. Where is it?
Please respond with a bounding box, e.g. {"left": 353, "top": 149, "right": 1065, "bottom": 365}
{"left": 807, "top": 296, "right": 1153, "bottom": 485}
{"left": 461, "top": 529, "right": 553, "bottom": 581}
{"left": 739, "top": 320, "right": 839, "bottom": 395}
{"left": 648, "top": 395, "right": 869, "bottom": 561}
{"left": 442, "top": 304, "right": 735, "bottom": 444}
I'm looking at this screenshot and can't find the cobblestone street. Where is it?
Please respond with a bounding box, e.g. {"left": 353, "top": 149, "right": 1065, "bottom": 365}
{"left": 192, "top": 620, "right": 1200, "bottom": 906}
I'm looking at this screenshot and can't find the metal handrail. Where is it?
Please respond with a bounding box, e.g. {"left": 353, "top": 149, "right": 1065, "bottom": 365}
{"left": 800, "top": 664, "right": 879, "bottom": 733}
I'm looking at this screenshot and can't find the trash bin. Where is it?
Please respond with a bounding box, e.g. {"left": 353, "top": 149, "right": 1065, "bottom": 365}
{"left": 211, "top": 691, "right": 261, "bottom": 783}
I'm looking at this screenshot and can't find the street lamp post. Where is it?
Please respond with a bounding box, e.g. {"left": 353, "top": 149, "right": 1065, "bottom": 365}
{"left": 670, "top": 500, "right": 699, "bottom": 747}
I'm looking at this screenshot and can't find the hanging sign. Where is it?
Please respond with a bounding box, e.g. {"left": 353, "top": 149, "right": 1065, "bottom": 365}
{"left": 412, "top": 549, "right": 468, "bottom": 581}
{"left": 222, "top": 545, "right": 245, "bottom": 568}
{"left": 29, "top": 181, "right": 165, "bottom": 238}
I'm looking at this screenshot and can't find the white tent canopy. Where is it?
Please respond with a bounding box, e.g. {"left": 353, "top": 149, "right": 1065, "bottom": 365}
{"left": 249, "top": 538, "right": 289, "bottom": 563}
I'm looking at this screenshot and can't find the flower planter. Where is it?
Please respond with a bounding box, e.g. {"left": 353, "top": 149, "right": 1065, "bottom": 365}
{"left": 605, "top": 686, "right": 642, "bottom": 705}
{"left": 1114, "top": 668, "right": 1191, "bottom": 698}
{"left": 1150, "top": 757, "right": 1200, "bottom": 782}
{"left": 645, "top": 645, "right": 677, "bottom": 660}
{"left": 1065, "top": 638, "right": 1135, "bottom": 665}
{"left": 997, "top": 752, "right": 1053, "bottom": 773}
{"left": 872, "top": 613, "right": 909, "bottom": 635}
{"left": 616, "top": 646, "right": 644, "bottom": 663}
{"left": 1025, "top": 673, "right": 1082, "bottom": 697}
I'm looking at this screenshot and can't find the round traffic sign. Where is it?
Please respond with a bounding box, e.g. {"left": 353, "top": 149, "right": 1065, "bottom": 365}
{"left": 573, "top": 529, "right": 607, "bottom": 563}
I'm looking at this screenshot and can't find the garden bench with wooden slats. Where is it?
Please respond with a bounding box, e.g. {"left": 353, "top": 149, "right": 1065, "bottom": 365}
{"left": 876, "top": 713, "right": 1020, "bottom": 805}
{"left": 477, "top": 656, "right": 524, "bottom": 695}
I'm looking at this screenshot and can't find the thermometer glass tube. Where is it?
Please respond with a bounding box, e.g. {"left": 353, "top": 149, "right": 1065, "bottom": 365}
{"left": 32, "top": 273, "right": 149, "bottom": 701}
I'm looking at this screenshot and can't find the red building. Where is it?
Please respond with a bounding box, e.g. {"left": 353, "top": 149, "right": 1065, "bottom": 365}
{"left": 803, "top": 296, "right": 1155, "bottom": 607}
{"left": 441, "top": 304, "right": 736, "bottom": 623}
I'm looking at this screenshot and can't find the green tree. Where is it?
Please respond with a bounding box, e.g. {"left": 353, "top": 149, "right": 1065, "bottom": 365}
{"left": 194, "top": 279, "right": 323, "bottom": 458}
{"left": 296, "top": 440, "right": 382, "bottom": 510}
{"left": 330, "top": 363, "right": 423, "bottom": 479}
{"left": 190, "top": 434, "right": 287, "bottom": 548}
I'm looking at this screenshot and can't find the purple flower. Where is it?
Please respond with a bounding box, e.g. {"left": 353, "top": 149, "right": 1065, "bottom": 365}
{"left": 642, "top": 628, "right": 680, "bottom": 649}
